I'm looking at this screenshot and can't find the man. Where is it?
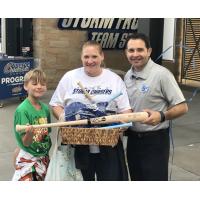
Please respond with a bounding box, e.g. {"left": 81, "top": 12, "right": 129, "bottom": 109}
{"left": 124, "top": 33, "right": 188, "bottom": 181}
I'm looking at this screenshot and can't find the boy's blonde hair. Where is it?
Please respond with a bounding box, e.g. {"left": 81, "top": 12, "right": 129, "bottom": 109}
{"left": 24, "top": 68, "right": 46, "bottom": 86}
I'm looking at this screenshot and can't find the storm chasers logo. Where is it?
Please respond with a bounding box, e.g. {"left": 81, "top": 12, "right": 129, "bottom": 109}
{"left": 3, "top": 62, "right": 30, "bottom": 75}
{"left": 72, "top": 87, "right": 112, "bottom": 95}
{"left": 1, "top": 61, "right": 31, "bottom": 85}
{"left": 58, "top": 18, "right": 138, "bottom": 49}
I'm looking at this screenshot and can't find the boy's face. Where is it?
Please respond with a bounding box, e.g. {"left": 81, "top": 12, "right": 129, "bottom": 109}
{"left": 24, "top": 80, "right": 47, "bottom": 99}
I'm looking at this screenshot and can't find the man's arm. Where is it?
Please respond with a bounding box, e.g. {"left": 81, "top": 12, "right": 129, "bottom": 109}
{"left": 164, "top": 102, "right": 188, "bottom": 120}
{"left": 143, "top": 102, "right": 188, "bottom": 126}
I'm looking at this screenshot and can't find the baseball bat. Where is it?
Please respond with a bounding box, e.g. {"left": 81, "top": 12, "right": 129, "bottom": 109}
{"left": 16, "top": 112, "right": 148, "bottom": 132}
{"left": 77, "top": 81, "right": 94, "bottom": 103}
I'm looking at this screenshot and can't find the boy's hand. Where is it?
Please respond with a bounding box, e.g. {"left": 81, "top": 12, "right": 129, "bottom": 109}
{"left": 23, "top": 124, "right": 34, "bottom": 146}
{"left": 25, "top": 124, "right": 34, "bottom": 134}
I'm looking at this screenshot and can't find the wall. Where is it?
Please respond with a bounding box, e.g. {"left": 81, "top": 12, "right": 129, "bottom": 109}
{"left": 33, "top": 19, "right": 130, "bottom": 89}
{"left": 162, "top": 18, "right": 183, "bottom": 82}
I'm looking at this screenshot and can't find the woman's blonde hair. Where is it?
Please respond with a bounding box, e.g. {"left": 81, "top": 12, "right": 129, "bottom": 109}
{"left": 82, "top": 40, "right": 103, "bottom": 54}
{"left": 24, "top": 68, "right": 46, "bottom": 85}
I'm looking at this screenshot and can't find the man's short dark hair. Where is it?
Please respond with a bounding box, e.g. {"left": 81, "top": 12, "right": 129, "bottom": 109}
{"left": 125, "top": 33, "right": 151, "bottom": 49}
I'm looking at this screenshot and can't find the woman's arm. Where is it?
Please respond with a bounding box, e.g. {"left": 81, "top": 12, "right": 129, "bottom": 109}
{"left": 51, "top": 105, "right": 65, "bottom": 120}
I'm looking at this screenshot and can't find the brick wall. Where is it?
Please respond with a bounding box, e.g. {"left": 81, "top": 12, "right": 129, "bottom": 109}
{"left": 33, "top": 19, "right": 130, "bottom": 89}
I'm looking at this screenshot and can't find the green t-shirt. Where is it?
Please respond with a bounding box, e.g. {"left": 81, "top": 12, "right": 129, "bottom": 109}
{"left": 14, "top": 98, "right": 52, "bottom": 157}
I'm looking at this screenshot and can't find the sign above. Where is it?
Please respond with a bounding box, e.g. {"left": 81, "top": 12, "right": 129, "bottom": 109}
{"left": 58, "top": 18, "right": 138, "bottom": 49}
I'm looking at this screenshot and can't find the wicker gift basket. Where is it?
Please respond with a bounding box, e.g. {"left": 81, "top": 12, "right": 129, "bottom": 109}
{"left": 59, "top": 127, "right": 124, "bottom": 146}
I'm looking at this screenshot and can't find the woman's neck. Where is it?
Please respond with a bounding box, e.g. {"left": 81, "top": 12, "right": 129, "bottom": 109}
{"left": 84, "top": 67, "right": 103, "bottom": 77}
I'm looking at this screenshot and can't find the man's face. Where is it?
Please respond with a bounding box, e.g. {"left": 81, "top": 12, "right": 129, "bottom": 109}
{"left": 125, "top": 39, "right": 152, "bottom": 71}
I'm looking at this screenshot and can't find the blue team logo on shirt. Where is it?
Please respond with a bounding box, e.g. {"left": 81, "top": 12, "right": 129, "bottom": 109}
{"left": 141, "top": 84, "right": 149, "bottom": 93}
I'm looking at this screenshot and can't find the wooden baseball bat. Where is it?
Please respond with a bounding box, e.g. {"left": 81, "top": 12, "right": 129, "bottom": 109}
{"left": 16, "top": 112, "right": 148, "bottom": 132}
{"left": 77, "top": 81, "right": 94, "bottom": 103}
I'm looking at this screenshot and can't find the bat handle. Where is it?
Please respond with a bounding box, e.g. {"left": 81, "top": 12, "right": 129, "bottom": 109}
{"left": 16, "top": 124, "right": 28, "bottom": 132}
{"left": 16, "top": 124, "right": 41, "bottom": 132}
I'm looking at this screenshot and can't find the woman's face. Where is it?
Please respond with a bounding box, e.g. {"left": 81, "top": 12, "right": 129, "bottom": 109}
{"left": 81, "top": 45, "right": 104, "bottom": 77}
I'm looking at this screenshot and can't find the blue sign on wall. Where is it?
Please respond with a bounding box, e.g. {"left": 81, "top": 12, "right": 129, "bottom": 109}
{"left": 0, "top": 58, "right": 34, "bottom": 100}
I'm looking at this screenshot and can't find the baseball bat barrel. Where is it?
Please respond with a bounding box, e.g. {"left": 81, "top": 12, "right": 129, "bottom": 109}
{"left": 16, "top": 112, "right": 148, "bottom": 132}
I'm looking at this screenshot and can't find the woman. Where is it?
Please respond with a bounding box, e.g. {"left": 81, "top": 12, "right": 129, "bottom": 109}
{"left": 49, "top": 41, "right": 131, "bottom": 181}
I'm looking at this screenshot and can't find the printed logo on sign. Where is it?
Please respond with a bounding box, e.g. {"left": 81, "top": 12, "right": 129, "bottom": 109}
{"left": 3, "top": 62, "right": 30, "bottom": 75}
{"left": 12, "top": 86, "right": 23, "bottom": 94}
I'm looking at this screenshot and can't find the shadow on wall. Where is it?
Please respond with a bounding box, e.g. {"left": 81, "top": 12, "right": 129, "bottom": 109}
{"left": 108, "top": 68, "right": 126, "bottom": 79}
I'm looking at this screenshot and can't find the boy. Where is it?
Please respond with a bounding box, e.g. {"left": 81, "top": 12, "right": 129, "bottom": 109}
{"left": 12, "top": 68, "right": 52, "bottom": 181}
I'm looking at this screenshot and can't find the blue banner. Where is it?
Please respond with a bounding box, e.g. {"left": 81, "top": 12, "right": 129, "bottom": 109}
{"left": 0, "top": 58, "right": 34, "bottom": 100}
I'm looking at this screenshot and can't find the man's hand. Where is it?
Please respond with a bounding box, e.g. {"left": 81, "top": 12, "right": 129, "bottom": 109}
{"left": 142, "top": 109, "right": 162, "bottom": 126}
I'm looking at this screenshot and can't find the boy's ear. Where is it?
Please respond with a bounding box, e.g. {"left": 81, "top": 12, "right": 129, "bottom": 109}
{"left": 24, "top": 84, "right": 28, "bottom": 91}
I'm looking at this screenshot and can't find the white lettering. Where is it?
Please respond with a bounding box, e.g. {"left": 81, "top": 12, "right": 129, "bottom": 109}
{"left": 131, "top": 18, "right": 138, "bottom": 30}
{"left": 91, "top": 32, "right": 119, "bottom": 48}
{"left": 58, "top": 18, "right": 138, "bottom": 49}
{"left": 118, "top": 33, "right": 132, "bottom": 48}
{"left": 98, "top": 18, "right": 114, "bottom": 29}
{"left": 59, "top": 18, "right": 138, "bottom": 31}
{"left": 116, "top": 18, "right": 138, "bottom": 30}
{"left": 91, "top": 32, "right": 99, "bottom": 40}
{"left": 89, "top": 18, "right": 100, "bottom": 28}
{"left": 104, "top": 33, "right": 119, "bottom": 48}
{"left": 1, "top": 76, "right": 24, "bottom": 84}
{"left": 122, "top": 19, "right": 132, "bottom": 29}
{"left": 81, "top": 18, "right": 91, "bottom": 28}
{"left": 61, "top": 19, "right": 73, "bottom": 28}
{"left": 100, "top": 33, "right": 109, "bottom": 47}
{"left": 73, "top": 18, "right": 80, "bottom": 28}
{"left": 92, "top": 32, "right": 103, "bottom": 43}
{"left": 115, "top": 18, "right": 125, "bottom": 29}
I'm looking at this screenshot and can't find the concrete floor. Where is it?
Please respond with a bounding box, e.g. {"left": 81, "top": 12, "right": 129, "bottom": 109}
{"left": 0, "top": 86, "right": 200, "bottom": 181}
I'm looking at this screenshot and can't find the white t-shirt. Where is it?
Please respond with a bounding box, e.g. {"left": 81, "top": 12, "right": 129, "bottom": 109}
{"left": 50, "top": 67, "right": 131, "bottom": 152}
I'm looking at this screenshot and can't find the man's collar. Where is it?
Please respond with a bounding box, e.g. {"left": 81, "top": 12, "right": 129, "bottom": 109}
{"left": 130, "top": 58, "right": 153, "bottom": 80}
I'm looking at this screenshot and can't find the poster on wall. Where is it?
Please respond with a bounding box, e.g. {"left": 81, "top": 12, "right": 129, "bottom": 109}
{"left": 58, "top": 18, "right": 138, "bottom": 49}
{"left": 0, "top": 58, "right": 34, "bottom": 100}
